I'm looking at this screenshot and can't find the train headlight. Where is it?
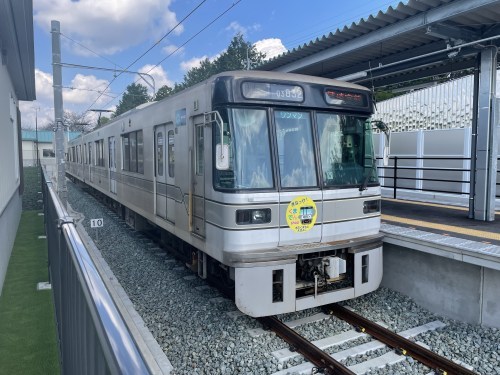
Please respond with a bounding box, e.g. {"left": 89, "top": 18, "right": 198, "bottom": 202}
{"left": 236, "top": 209, "right": 271, "bottom": 225}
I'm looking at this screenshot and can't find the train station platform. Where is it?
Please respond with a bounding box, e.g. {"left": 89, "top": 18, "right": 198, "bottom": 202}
{"left": 379, "top": 198, "right": 500, "bottom": 329}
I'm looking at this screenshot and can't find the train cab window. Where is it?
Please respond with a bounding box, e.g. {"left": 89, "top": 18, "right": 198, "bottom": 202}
{"left": 156, "top": 132, "right": 164, "bottom": 177}
{"left": 168, "top": 130, "right": 174, "bottom": 178}
{"left": 274, "top": 110, "right": 317, "bottom": 188}
{"left": 214, "top": 108, "right": 273, "bottom": 190}
{"left": 195, "top": 125, "right": 203, "bottom": 176}
{"left": 317, "top": 113, "right": 378, "bottom": 187}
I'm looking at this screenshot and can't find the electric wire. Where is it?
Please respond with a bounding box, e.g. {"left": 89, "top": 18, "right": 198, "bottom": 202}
{"left": 83, "top": 0, "right": 207, "bottom": 113}
{"left": 96, "top": 0, "right": 243, "bottom": 111}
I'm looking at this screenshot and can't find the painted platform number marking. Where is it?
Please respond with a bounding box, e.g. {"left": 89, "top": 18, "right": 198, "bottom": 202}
{"left": 90, "top": 218, "right": 104, "bottom": 228}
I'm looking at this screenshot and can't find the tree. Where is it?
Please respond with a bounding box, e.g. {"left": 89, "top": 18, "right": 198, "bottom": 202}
{"left": 100, "top": 116, "right": 110, "bottom": 126}
{"left": 176, "top": 33, "right": 267, "bottom": 90}
{"left": 214, "top": 33, "right": 265, "bottom": 72}
{"left": 43, "top": 110, "right": 94, "bottom": 132}
{"left": 154, "top": 85, "right": 174, "bottom": 101}
{"left": 114, "top": 83, "right": 150, "bottom": 117}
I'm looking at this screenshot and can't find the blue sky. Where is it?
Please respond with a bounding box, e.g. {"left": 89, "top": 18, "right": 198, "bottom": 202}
{"left": 21, "top": 0, "right": 403, "bottom": 128}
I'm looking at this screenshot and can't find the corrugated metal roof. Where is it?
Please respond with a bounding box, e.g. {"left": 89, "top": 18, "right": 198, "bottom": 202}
{"left": 258, "top": 0, "right": 500, "bottom": 87}
{"left": 22, "top": 130, "right": 81, "bottom": 143}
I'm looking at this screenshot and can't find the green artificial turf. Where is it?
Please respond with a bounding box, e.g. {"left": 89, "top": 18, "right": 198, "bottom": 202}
{"left": 0, "top": 211, "right": 60, "bottom": 375}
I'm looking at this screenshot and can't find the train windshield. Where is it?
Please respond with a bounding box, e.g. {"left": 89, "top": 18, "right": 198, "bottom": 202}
{"left": 214, "top": 108, "right": 274, "bottom": 189}
{"left": 214, "top": 107, "right": 378, "bottom": 190}
{"left": 317, "top": 113, "right": 378, "bottom": 187}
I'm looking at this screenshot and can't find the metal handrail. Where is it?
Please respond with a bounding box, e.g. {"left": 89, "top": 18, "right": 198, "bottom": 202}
{"left": 42, "top": 168, "right": 151, "bottom": 374}
{"left": 377, "top": 156, "right": 500, "bottom": 199}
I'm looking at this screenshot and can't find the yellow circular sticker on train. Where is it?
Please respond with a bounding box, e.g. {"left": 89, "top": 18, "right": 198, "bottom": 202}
{"left": 286, "top": 196, "right": 317, "bottom": 233}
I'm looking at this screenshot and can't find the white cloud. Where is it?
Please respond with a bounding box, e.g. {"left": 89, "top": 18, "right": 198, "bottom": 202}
{"left": 64, "top": 74, "right": 112, "bottom": 105}
{"left": 19, "top": 69, "right": 113, "bottom": 129}
{"left": 180, "top": 56, "right": 209, "bottom": 72}
{"left": 254, "top": 38, "right": 287, "bottom": 60}
{"left": 225, "top": 21, "right": 260, "bottom": 37}
{"left": 34, "top": 0, "right": 183, "bottom": 55}
{"left": 162, "top": 44, "right": 184, "bottom": 56}
{"left": 136, "top": 65, "right": 174, "bottom": 93}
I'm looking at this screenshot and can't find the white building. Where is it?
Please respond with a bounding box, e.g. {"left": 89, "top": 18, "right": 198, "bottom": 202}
{"left": 22, "top": 130, "right": 81, "bottom": 167}
{"left": 0, "top": 0, "right": 36, "bottom": 294}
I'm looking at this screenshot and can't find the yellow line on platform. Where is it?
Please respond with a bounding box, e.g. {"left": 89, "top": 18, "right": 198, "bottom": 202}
{"left": 381, "top": 214, "right": 500, "bottom": 241}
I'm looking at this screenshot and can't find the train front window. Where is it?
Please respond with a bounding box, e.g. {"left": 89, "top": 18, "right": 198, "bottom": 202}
{"left": 274, "top": 110, "right": 317, "bottom": 188}
{"left": 214, "top": 108, "right": 273, "bottom": 190}
{"left": 317, "top": 113, "right": 378, "bottom": 187}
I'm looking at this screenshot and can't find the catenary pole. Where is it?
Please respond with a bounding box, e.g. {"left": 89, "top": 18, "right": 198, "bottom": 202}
{"left": 51, "top": 20, "right": 67, "bottom": 207}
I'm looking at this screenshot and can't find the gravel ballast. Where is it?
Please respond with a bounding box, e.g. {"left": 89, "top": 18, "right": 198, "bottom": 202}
{"left": 67, "top": 181, "right": 500, "bottom": 375}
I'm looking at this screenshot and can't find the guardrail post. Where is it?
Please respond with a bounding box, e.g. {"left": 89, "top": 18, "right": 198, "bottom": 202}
{"left": 393, "top": 156, "right": 398, "bottom": 199}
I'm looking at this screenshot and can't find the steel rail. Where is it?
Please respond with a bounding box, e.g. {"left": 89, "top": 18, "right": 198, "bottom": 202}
{"left": 258, "top": 316, "right": 356, "bottom": 375}
{"left": 327, "top": 304, "right": 477, "bottom": 375}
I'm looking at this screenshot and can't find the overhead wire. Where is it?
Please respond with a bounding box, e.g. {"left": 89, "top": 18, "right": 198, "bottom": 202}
{"left": 97, "top": 0, "right": 243, "bottom": 111}
{"left": 83, "top": 0, "right": 208, "bottom": 113}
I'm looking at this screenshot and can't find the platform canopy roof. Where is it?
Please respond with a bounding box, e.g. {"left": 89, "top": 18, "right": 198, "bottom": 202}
{"left": 0, "top": 0, "right": 36, "bottom": 100}
{"left": 258, "top": 0, "right": 500, "bottom": 89}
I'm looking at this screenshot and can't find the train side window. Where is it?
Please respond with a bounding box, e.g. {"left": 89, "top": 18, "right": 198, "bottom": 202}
{"left": 122, "top": 130, "right": 143, "bottom": 173}
{"left": 137, "top": 130, "right": 144, "bottom": 174}
{"left": 168, "top": 130, "right": 174, "bottom": 178}
{"left": 195, "top": 125, "right": 203, "bottom": 176}
{"left": 95, "top": 139, "right": 105, "bottom": 167}
{"left": 88, "top": 142, "right": 92, "bottom": 165}
{"left": 122, "top": 135, "right": 130, "bottom": 171}
{"left": 130, "top": 132, "right": 137, "bottom": 172}
{"left": 157, "top": 132, "right": 164, "bottom": 177}
{"left": 84, "top": 143, "right": 87, "bottom": 164}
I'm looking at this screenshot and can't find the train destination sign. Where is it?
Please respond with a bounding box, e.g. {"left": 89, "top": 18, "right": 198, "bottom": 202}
{"left": 324, "top": 88, "right": 367, "bottom": 107}
{"left": 242, "top": 82, "right": 303, "bottom": 102}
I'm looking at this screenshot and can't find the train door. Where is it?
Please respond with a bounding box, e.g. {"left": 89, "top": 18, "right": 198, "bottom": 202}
{"left": 166, "top": 126, "right": 175, "bottom": 223}
{"left": 155, "top": 125, "right": 167, "bottom": 219}
{"left": 192, "top": 116, "right": 205, "bottom": 237}
{"left": 108, "top": 136, "right": 117, "bottom": 194}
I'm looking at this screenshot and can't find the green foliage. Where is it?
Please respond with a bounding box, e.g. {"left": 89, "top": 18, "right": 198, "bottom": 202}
{"left": 99, "top": 116, "right": 110, "bottom": 126}
{"left": 154, "top": 85, "right": 174, "bottom": 101}
{"left": 123, "top": 34, "right": 268, "bottom": 104}
{"left": 114, "top": 83, "right": 150, "bottom": 117}
{"left": 176, "top": 33, "right": 266, "bottom": 91}
{"left": 374, "top": 90, "right": 397, "bottom": 102}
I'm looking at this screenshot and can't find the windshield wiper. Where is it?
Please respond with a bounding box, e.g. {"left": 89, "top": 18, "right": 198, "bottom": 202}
{"left": 359, "top": 174, "right": 370, "bottom": 191}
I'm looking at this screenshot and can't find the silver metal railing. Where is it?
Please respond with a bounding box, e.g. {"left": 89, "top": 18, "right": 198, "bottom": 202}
{"left": 42, "top": 168, "right": 152, "bottom": 375}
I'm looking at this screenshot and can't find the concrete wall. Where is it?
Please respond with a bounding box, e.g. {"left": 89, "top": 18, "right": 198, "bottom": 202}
{"left": 0, "top": 47, "right": 22, "bottom": 295}
{"left": 382, "top": 243, "right": 500, "bottom": 328}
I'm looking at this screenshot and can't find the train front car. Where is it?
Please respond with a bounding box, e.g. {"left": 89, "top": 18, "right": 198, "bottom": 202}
{"left": 206, "top": 72, "right": 383, "bottom": 317}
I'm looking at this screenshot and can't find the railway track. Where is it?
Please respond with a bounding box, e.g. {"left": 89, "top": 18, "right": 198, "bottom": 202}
{"left": 327, "top": 304, "right": 477, "bottom": 375}
{"left": 257, "top": 304, "right": 477, "bottom": 375}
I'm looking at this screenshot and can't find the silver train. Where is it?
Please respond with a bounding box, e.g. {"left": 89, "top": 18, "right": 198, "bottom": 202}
{"left": 66, "top": 70, "right": 384, "bottom": 317}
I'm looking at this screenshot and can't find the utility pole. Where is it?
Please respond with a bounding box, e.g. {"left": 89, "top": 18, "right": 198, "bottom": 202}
{"left": 51, "top": 20, "right": 67, "bottom": 207}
